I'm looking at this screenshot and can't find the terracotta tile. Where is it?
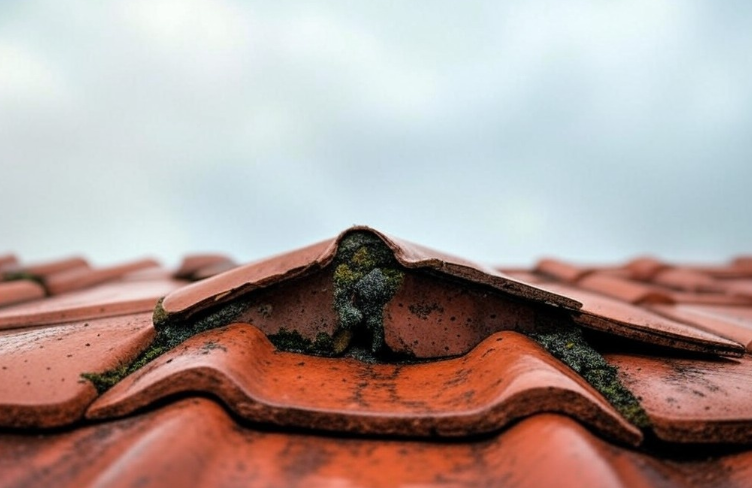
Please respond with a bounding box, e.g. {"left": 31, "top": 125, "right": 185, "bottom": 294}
{"left": 672, "top": 448, "right": 752, "bottom": 488}
{"left": 2, "top": 256, "right": 89, "bottom": 280}
{"left": 576, "top": 273, "right": 674, "bottom": 305}
{"left": 724, "top": 279, "right": 752, "bottom": 299}
{"left": 664, "top": 291, "right": 752, "bottom": 306}
{"left": 44, "top": 258, "right": 160, "bottom": 295}
{"left": 650, "top": 304, "right": 752, "bottom": 352}
{"left": 161, "top": 226, "right": 580, "bottom": 320}
{"left": 650, "top": 268, "right": 725, "bottom": 294}
{"left": 536, "top": 282, "right": 744, "bottom": 356}
{"left": 733, "top": 256, "right": 752, "bottom": 270}
{"left": 88, "top": 324, "right": 642, "bottom": 445}
{"left": 0, "top": 255, "right": 18, "bottom": 272}
{"left": 119, "top": 267, "right": 175, "bottom": 282}
{"left": 174, "top": 254, "right": 236, "bottom": 280}
{"left": 626, "top": 257, "right": 669, "bottom": 281}
{"left": 687, "top": 264, "right": 752, "bottom": 280}
{"left": 0, "top": 279, "right": 185, "bottom": 330}
{"left": 3, "top": 399, "right": 687, "bottom": 488}
{"left": 191, "top": 259, "right": 238, "bottom": 280}
{"left": 382, "top": 271, "right": 542, "bottom": 357}
{"left": 496, "top": 268, "right": 548, "bottom": 283}
{"left": 535, "top": 258, "right": 594, "bottom": 282}
{"left": 606, "top": 352, "right": 752, "bottom": 443}
{"left": 0, "top": 281, "right": 45, "bottom": 307}
{"left": 0, "top": 313, "right": 154, "bottom": 428}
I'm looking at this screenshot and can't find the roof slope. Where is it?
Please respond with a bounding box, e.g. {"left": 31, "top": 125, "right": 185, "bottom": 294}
{"left": 2, "top": 228, "right": 752, "bottom": 487}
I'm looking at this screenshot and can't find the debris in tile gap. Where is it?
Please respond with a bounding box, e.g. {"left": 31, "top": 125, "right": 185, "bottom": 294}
{"left": 530, "top": 319, "right": 650, "bottom": 428}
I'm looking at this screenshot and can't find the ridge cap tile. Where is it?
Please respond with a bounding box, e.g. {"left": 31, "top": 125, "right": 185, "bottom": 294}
{"left": 87, "top": 323, "right": 642, "bottom": 445}
{"left": 161, "top": 226, "right": 581, "bottom": 318}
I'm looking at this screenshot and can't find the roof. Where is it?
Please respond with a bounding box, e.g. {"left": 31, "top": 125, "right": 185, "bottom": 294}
{"left": 1, "top": 228, "right": 752, "bottom": 487}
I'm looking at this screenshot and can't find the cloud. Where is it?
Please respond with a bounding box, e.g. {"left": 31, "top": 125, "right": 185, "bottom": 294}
{"left": 0, "top": 0, "right": 750, "bottom": 265}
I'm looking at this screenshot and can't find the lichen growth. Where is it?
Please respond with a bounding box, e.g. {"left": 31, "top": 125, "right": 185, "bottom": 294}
{"left": 530, "top": 325, "right": 651, "bottom": 428}
{"left": 330, "top": 231, "right": 404, "bottom": 354}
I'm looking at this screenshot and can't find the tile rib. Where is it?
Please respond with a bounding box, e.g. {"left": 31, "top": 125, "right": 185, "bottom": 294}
{"left": 88, "top": 324, "right": 642, "bottom": 445}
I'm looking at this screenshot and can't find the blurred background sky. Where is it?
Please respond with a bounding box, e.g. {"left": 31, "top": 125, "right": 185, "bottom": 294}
{"left": 1, "top": 0, "right": 750, "bottom": 267}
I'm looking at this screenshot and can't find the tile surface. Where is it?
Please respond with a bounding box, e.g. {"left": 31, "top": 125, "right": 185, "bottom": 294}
{"left": 2, "top": 232, "right": 752, "bottom": 487}
{"left": 88, "top": 324, "right": 641, "bottom": 444}
{"left": 0, "top": 278, "right": 185, "bottom": 330}
{"left": 0, "top": 313, "right": 154, "bottom": 428}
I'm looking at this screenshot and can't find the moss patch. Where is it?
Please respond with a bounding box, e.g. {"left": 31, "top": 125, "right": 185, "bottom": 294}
{"left": 82, "top": 340, "right": 168, "bottom": 393}
{"left": 152, "top": 297, "right": 252, "bottom": 351}
{"left": 2, "top": 271, "right": 45, "bottom": 286}
{"left": 266, "top": 328, "right": 339, "bottom": 355}
{"left": 82, "top": 297, "right": 252, "bottom": 393}
{"left": 530, "top": 325, "right": 650, "bottom": 428}
{"left": 331, "top": 231, "right": 404, "bottom": 354}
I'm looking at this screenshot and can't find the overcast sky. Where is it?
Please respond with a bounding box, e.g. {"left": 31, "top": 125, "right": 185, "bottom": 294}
{"left": 1, "top": 0, "right": 750, "bottom": 268}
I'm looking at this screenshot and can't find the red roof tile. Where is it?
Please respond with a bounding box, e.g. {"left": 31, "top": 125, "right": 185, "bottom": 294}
{"left": 0, "top": 313, "right": 154, "bottom": 428}
{"left": 2, "top": 256, "right": 89, "bottom": 280}
{"left": 0, "top": 280, "right": 45, "bottom": 307}
{"left": 1, "top": 227, "right": 752, "bottom": 487}
{"left": 44, "top": 258, "right": 160, "bottom": 295}
{"left": 87, "top": 323, "right": 641, "bottom": 444}
{"left": 0, "top": 278, "right": 185, "bottom": 330}
{"left": 536, "top": 282, "right": 743, "bottom": 356}
{"left": 607, "top": 352, "right": 752, "bottom": 443}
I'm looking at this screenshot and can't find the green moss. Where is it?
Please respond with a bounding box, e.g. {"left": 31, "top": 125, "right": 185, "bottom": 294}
{"left": 3, "top": 271, "right": 45, "bottom": 286}
{"left": 82, "top": 295, "right": 252, "bottom": 393}
{"left": 530, "top": 326, "right": 651, "bottom": 428}
{"left": 81, "top": 340, "right": 168, "bottom": 393}
{"left": 267, "top": 328, "right": 338, "bottom": 356}
{"left": 154, "top": 296, "right": 251, "bottom": 351}
{"left": 330, "top": 231, "right": 404, "bottom": 354}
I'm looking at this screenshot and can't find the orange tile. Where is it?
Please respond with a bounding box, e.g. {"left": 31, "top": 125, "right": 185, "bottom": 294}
{"left": 0, "top": 279, "right": 185, "bottom": 330}
{"left": 535, "top": 258, "right": 594, "bottom": 282}
{"left": 606, "top": 352, "right": 752, "bottom": 443}
{"left": 650, "top": 268, "right": 725, "bottom": 293}
{"left": 0, "top": 281, "right": 45, "bottom": 307}
{"left": 191, "top": 259, "right": 238, "bottom": 280}
{"left": 625, "top": 257, "right": 668, "bottom": 281}
{"left": 161, "top": 226, "right": 580, "bottom": 321}
{"left": 88, "top": 324, "right": 642, "bottom": 445}
{"left": 3, "top": 256, "right": 89, "bottom": 279}
{"left": 44, "top": 258, "right": 160, "bottom": 295}
{"left": 576, "top": 273, "right": 674, "bottom": 305}
{"left": 1, "top": 399, "right": 689, "bottom": 488}
{"left": 0, "top": 313, "right": 154, "bottom": 428}
{"left": 650, "top": 304, "right": 752, "bottom": 352}
{"left": 174, "top": 254, "right": 236, "bottom": 280}
{"left": 0, "top": 255, "right": 18, "bottom": 272}
{"left": 536, "top": 282, "right": 744, "bottom": 356}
